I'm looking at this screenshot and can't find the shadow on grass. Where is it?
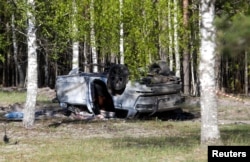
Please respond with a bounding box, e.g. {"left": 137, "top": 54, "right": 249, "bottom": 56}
{"left": 112, "top": 135, "right": 200, "bottom": 149}
{"left": 110, "top": 125, "right": 250, "bottom": 149}
{"left": 47, "top": 117, "right": 116, "bottom": 127}
{"left": 220, "top": 124, "right": 250, "bottom": 145}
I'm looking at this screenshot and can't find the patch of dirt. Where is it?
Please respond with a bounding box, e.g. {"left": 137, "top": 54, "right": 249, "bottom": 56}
{"left": 218, "top": 97, "right": 250, "bottom": 121}
{"left": 37, "top": 87, "right": 56, "bottom": 99}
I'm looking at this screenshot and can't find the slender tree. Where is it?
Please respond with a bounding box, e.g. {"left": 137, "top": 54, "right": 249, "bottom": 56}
{"left": 168, "top": 0, "right": 173, "bottom": 71}
{"left": 173, "top": 0, "right": 180, "bottom": 77}
{"left": 11, "top": 13, "right": 25, "bottom": 87}
{"left": 190, "top": 0, "right": 200, "bottom": 96}
{"left": 183, "top": 0, "right": 190, "bottom": 94}
{"left": 119, "top": 0, "right": 124, "bottom": 64}
{"left": 199, "top": 0, "right": 221, "bottom": 145}
{"left": 245, "top": 51, "right": 248, "bottom": 95}
{"left": 72, "top": 0, "right": 79, "bottom": 70}
{"left": 90, "top": 0, "right": 98, "bottom": 72}
{"left": 23, "top": 0, "right": 38, "bottom": 128}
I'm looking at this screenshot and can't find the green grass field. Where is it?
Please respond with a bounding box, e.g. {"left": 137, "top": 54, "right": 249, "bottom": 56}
{"left": 0, "top": 90, "right": 50, "bottom": 106}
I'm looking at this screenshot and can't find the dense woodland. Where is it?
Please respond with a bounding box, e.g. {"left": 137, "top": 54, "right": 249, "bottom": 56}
{"left": 0, "top": 0, "right": 250, "bottom": 96}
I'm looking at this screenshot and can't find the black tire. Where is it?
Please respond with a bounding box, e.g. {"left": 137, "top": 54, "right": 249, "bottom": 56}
{"left": 157, "top": 60, "right": 170, "bottom": 76}
{"left": 149, "top": 60, "right": 170, "bottom": 76}
{"left": 107, "top": 64, "right": 129, "bottom": 94}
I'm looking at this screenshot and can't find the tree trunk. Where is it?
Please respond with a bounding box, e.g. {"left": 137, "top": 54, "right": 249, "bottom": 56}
{"left": 168, "top": 0, "right": 173, "bottom": 71}
{"left": 72, "top": 42, "right": 79, "bottom": 69}
{"left": 119, "top": 0, "right": 124, "bottom": 64}
{"left": 183, "top": 0, "right": 190, "bottom": 95}
{"left": 72, "top": 0, "right": 79, "bottom": 70}
{"left": 215, "top": 49, "right": 221, "bottom": 90}
{"left": 245, "top": 51, "right": 248, "bottom": 95}
{"left": 174, "top": 0, "right": 180, "bottom": 77}
{"left": 44, "top": 49, "right": 49, "bottom": 86}
{"left": 90, "top": 0, "right": 98, "bottom": 72}
{"left": 199, "top": 0, "right": 221, "bottom": 145}
{"left": 83, "top": 37, "right": 90, "bottom": 72}
{"left": 191, "top": 51, "right": 198, "bottom": 96}
{"left": 4, "top": 22, "right": 11, "bottom": 87}
{"left": 23, "top": 0, "right": 38, "bottom": 128}
{"left": 11, "top": 14, "right": 25, "bottom": 87}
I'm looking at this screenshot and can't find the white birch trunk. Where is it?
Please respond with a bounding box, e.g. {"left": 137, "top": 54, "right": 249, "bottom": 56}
{"left": 173, "top": 0, "right": 180, "bottom": 77}
{"left": 168, "top": 0, "right": 173, "bottom": 71}
{"left": 72, "top": 0, "right": 79, "bottom": 70}
{"left": 83, "top": 37, "right": 89, "bottom": 72}
{"left": 199, "top": 0, "right": 221, "bottom": 145}
{"left": 23, "top": 0, "right": 38, "bottom": 128}
{"left": 119, "top": 0, "right": 124, "bottom": 64}
{"left": 72, "top": 35, "right": 79, "bottom": 70}
{"left": 90, "top": 0, "right": 98, "bottom": 72}
{"left": 183, "top": 0, "right": 190, "bottom": 95}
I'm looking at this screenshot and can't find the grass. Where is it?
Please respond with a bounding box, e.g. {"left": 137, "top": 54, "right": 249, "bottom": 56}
{"left": 0, "top": 121, "right": 204, "bottom": 162}
{"left": 0, "top": 91, "right": 51, "bottom": 106}
{"left": 0, "top": 91, "right": 26, "bottom": 105}
{"left": 220, "top": 124, "right": 250, "bottom": 145}
{"left": 1, "top": 120, "right": 250, "bottom": 162}
{"left": 1, "top": 91, "right": 250, "bottom": 162}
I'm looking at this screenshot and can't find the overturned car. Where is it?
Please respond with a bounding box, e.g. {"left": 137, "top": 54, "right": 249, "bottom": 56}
{"left": 55, "top": 61, "right": 184, "bottom": 118}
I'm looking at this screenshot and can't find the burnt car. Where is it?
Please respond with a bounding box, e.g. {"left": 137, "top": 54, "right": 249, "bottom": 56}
{"left": 55, "top": 61, "right": 184, "bottom": 118}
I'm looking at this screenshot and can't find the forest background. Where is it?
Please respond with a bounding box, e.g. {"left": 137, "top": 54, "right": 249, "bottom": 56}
{"left": 0, "top": 0, "right": 250, "bottom": 96}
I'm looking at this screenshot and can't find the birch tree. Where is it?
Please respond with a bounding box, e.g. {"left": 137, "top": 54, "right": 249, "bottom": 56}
{"left": 72, "top": 0, "right": 79, "bottom": 70}
{"left": 23, "top": 0, "right": 38, "bottom": 128}
{"left": 90, "top": 0, "right": 98, "bottom": 72}
{"left": 168, "top": 0, "right": 173, "bottom": 71}
{"left": 173, "top": 0, "right": 180, "bottom": 77}
{"left": 183, "top": 0, "right": 190, "bottom": 94}
{"left": 119, "top": 0, "right": 124, "bottom": 64}
{"left": 199, "top": 0, "right": 221, "bottom": 145}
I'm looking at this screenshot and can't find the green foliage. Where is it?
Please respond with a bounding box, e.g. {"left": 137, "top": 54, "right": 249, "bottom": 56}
{"left": 1, "top": 0, "right": 193, "bottom": 79}
{"left": 225, "top": 15, "right": 250, "bottom": 51}
{"left": 216, "top": 0, "right": 250, "bottom": 55}
{"left": 95, "top": 0, "right": 120, "bottom": 57}
{"left": 123, "top": 0, "right": 161, "bottom": 79}
{"left": 0, "top": 35, "right": 6, "bottom": 62}
{"left": 0, "top": 91, "right": 51, "bottom": 105}
{"left": 216, "top": 0, "right": 250, "bottom": 17}
{"left": 35, "top": 0, "right": 71, "bottom": 60}
{"left": 216, "top": 14, "right": 250, "bottom": 57}
{"left": 214, "top": 1, "right": 250, "bottom": 92}
{"left": 0, "top": 0, "right": 205, "bottom": 84}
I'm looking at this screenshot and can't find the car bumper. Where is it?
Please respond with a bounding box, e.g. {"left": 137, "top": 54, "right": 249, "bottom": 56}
{"left": 135, "top": 95, "right": 185, "bottom": 114}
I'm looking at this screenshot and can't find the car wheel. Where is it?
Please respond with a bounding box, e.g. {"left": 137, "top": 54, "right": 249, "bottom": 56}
{"left": 149, "top": 60, "right": 170, "bottom": 76}
{"left": 107, "top": 64, "right": 129, "bottom": 94}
